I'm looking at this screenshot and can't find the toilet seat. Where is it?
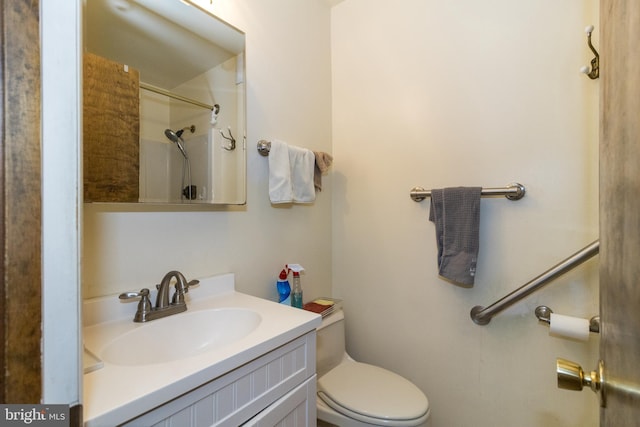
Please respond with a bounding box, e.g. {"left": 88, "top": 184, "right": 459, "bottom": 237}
{"left": 318, "top": 361, "right": 430, "bottom": 426}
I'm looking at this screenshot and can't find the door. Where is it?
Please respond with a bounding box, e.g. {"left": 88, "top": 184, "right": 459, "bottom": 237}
{"left": 599, "top": 0, "right": 640, "bottom": 424}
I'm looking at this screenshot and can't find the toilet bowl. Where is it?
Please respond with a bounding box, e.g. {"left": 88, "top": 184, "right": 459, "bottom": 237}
{"left": 316, "top": 309, "right": 431, "bottom": 427}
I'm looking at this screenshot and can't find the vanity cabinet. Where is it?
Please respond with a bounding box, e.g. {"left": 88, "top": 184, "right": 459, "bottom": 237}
{"left": 243, "top": 376, "right": 315, "bottom": 426}
{"left": 121, "top": 331, "right": 316, "bottom": 427}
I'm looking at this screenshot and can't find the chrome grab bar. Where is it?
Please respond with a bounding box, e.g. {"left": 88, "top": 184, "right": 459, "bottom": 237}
{"left": 470, "top": 240, "right": 599, "bottom": 325}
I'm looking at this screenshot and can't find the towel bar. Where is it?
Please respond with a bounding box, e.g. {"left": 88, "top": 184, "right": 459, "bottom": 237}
{"left": 410, "top": 183, "right": 525, "bottom": 202}
{"left": 257, "top": 140, "right": 271, "bottom": 156}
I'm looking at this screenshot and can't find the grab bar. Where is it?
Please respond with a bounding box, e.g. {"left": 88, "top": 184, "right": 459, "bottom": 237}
{"left": 470, "top": 240, "right": 599, "bottom": 325}
{"left": 410, "top": 183, "right": 525, "bottom": 202}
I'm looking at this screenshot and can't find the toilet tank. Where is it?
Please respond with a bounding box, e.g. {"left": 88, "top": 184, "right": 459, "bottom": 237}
{"left": 316, "top": 309, "right": 346, "bottom": 378}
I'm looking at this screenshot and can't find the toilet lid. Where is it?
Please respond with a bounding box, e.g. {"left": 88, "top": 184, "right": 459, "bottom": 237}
{"left": 318, "top": 361, "right": 429, "bottom": 422}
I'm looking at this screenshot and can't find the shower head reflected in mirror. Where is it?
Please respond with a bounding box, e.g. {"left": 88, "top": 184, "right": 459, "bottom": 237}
{"left": 164, "top": 128, "right": 189, "bottom": 159}
{"left": 164, "top": 128, "right": 195, "bottom": 200}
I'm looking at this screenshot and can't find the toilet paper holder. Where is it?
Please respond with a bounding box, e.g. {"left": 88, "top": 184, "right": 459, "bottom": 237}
{"left": 535, "top": 305, "right": 600, "bottom": 333}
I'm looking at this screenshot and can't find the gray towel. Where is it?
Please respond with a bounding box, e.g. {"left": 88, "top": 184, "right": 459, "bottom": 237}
{"left": 429, "top": 187, "right": 482, "bottom": 286}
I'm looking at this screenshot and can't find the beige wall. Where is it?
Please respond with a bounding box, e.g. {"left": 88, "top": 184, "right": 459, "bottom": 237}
{"left": 83, "top": 0, "right": 601, "bottom": 425}
{"left": 83, "top": 0, "right": 334, "bottom": 302}
{"left": 331, "top": 1, "right": 600, "bottom": 426}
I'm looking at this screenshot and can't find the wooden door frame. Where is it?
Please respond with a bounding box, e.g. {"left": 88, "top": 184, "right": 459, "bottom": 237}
{"left": 1, "top": 0, "right": 42, "bottom": 402}
{"left": 600, "top": 0, "right": 640, "bottom": 424}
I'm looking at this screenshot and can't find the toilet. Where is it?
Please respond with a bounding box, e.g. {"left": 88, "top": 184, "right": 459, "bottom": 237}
{"left": 316, "top": 309, "right": 431, "bottom": 427}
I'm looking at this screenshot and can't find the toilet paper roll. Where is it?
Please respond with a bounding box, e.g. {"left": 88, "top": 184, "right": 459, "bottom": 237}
{"left": 549, "top": 313, "right": 590, "bottom": 341}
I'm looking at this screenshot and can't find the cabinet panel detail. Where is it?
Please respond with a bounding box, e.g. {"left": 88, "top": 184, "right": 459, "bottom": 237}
{"left": 123, "top": 332, "right": 316, "bottom": 427}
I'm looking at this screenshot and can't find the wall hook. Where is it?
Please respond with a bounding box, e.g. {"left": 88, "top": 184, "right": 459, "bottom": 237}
{"left": 580, "top": 25, "right": 599, "bottom": 79}
{"left": 220, "top": 127, "right": 236, "bottom": 151}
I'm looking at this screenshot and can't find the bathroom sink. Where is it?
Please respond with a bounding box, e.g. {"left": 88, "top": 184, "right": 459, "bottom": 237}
{"left": 99, "top": 308, "right": 262, "bottom": 366}
{"left": 83, "top": 274, "right": 323, "bottom": 427}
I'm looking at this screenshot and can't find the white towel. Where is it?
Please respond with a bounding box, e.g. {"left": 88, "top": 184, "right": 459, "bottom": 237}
{"left": 288, "top": 145, "right": 316, "bottom": 202}
{"left": 268, "top": 140, "right": 316, "bottom": 204}
{"left": 268, "top": 140, "right": 292, "bottom": 203}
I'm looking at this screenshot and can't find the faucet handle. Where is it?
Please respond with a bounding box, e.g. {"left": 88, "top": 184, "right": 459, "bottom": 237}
{"left": 119, "top": 288, "right": 150, "bottom": 300}
{"left": 172, "top": 279, "right": 200, "bottom": 305}
{"left": 184, "top": 279, "right": 200, "bottom": 293}
{"left": 119, "top": 288, "right": 152, "bottom": 323}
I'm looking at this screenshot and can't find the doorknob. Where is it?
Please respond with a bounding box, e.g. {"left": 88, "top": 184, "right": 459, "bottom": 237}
{"left": 556, "top": 358, "right": 605, "bottom": 407}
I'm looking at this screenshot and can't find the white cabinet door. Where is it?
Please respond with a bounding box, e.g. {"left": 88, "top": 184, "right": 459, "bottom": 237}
{"left": 243, "top": 376, "right": 317, "bottom": 427}
{"left": 122, "top": 332, "right": 316, "bottom": 427}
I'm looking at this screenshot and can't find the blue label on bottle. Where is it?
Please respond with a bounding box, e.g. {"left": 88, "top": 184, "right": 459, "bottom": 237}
{"left": 277, "top": 280, "right": 291, "bottom": 302}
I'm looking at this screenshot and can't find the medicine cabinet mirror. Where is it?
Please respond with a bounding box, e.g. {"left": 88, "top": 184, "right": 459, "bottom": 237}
{"left": 84, "top": 0, "right": 246, "bottom": 205}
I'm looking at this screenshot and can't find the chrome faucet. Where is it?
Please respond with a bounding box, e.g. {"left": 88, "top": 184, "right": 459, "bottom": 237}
{"left": 119, "top": 271, "right": 199, "bottom": 322}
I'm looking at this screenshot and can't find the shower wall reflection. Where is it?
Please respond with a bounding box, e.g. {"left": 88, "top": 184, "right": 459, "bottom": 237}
{"left": 137, "top": 53, "right": 244, "bottom": 204}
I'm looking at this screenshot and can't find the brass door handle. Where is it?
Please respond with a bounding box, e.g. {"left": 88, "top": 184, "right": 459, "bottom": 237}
{"left": 557, "top": 358, "right": 605, "bottom": 407}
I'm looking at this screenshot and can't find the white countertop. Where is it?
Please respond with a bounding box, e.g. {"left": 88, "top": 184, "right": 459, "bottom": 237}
{"left": 83, "top": 273, "right": 321, "bottom": 427}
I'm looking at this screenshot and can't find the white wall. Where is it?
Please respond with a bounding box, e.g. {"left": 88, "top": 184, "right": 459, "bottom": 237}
{"left": 83, "top": 0, "right": 334, "bottom": 303}
{"left": 331, "top": 1, "right": 600, "bottom": 426}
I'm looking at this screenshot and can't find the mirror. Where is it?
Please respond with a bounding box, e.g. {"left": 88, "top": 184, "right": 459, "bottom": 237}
{"left": 83, "top": 0, "right": 246, "bottom": 205}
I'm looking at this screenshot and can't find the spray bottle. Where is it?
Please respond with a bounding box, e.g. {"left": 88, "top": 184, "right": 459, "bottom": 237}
{"left": 287, "top": 264, "right": 305, "bottom": 308}
{"left": 276, "top": 268, "right": 291, "bottom": 305}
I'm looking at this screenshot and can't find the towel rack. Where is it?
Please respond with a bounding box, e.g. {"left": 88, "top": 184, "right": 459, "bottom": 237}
{"left": 470, "top": 240, "right": 599, "bottom": 326}
{"left": 410, "top": 183, "right": 526, "bottom": 202}
{"left": 257, "top": 140, "right": 271, "bottom": 156}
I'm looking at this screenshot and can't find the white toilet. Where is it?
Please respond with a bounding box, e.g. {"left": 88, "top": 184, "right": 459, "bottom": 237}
{"left": 316, "top": 309, "right": 431, "bottom": 427}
